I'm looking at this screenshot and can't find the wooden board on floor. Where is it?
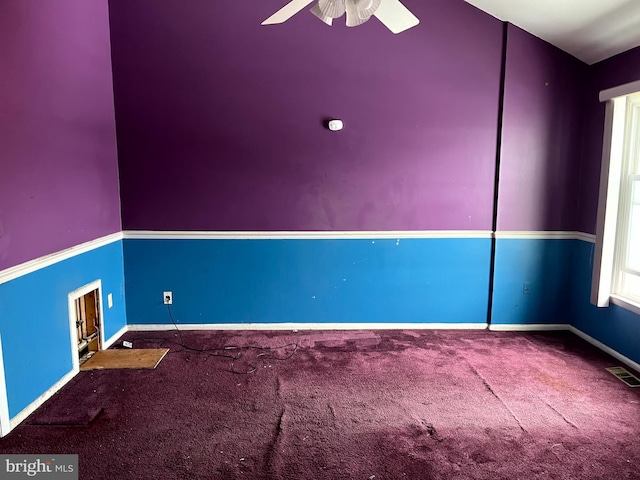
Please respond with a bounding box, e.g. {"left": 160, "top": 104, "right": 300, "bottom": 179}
{"left": 80, "top": 349, "right": 169, "bottom": 370}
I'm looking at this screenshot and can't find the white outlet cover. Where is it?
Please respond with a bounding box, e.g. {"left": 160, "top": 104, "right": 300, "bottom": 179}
{"left": 163, "top": 291, "right": 173, "bottom": 304}
{"left": 107, "top": 293, "right": 113, "bottom": 308}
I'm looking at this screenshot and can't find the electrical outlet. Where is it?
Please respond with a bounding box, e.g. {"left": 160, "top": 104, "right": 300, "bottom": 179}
{"left": 523, "top": 282, "right": 532, "bottom": 295}
{"left": 163, "top": 291, "right": 173, "bottom": 304}
{"left": 107, "top": 293, "right": 113, "bottom": 308}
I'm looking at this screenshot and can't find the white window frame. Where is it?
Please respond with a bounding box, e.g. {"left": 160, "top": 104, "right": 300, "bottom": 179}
{"left": 592, "top": 80, "right": 640, "bottom": 316}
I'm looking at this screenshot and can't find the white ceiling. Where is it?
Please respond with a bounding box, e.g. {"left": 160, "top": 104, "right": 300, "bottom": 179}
{"left": 465, "top": 0, "right": 640, "bottom": 64}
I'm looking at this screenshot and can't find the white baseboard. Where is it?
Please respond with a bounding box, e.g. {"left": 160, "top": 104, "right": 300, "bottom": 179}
{"left": 128, "top": 322, "right": 490, "bottom": 331}
{"left": 8, "top": 368, "right": 78, "bottom": 433}
{"left": 103, "top": 325, "right": 128, "bottom": 350}
{"left": 569, "top": 326, "right": 640, "bottom": 373}
{"left": 489, "top": 323, "right": 570, "bottom": 331}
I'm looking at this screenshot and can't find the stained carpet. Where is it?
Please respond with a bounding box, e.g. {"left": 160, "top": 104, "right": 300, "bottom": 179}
{"left": 1, "top": 330, "right": 639, "bottom": 479}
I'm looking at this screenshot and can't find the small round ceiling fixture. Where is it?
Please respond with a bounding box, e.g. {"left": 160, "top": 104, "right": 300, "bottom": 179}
{"left": 328, "top": 119, "right": 344, "bottom": 131}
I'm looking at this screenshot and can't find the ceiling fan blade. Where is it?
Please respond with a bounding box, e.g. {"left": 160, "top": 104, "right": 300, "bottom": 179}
{"left": 262, "top": 0, "right": 316, "bottom": 25}
{"left": 310, "top": 3, "right": 333, "bottom": 25}
{"left": 373, "top": 0, "right": 419, "bottom": 33}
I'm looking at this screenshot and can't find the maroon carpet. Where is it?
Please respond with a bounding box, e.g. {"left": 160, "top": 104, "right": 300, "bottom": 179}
{"left": 2, "top": 329, "right": 640, "bottom": 479}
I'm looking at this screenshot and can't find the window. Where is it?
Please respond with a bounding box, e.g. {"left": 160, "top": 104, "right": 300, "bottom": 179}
{"left": 592, "top": 82, "right": 640, "bottom": 314}
{"left": 612, "top": 93, "right": 640, "bottom": 303}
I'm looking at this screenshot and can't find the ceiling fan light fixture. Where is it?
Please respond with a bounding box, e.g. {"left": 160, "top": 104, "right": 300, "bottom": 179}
{"left": 345, "top": 0, "right": 364, "bottom": 26}
{"left": 313, "top": 0, "right": 382, "bottom": 26}
{"left": 353, "top": 0, "right": 382, "bottom": 20}
{"left": 317, "top": 0, "right": 346, "bottom": 19}
{"left": 345, "top": 0, "right": 380, "bottom": 26}
{"left": 310, "top": 3, "right": 334, "bottom": 25}
{"left": 262, "top": 0, "right": 419, "bottom": 34}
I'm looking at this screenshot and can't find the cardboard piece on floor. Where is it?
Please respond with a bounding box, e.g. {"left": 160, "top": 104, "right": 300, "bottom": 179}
{"left": 80, "top": 348, "right": 169, "bottom": 370}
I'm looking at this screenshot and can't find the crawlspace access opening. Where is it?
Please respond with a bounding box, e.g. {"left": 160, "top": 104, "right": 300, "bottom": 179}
{"left": 75, "top": 289, "right": 101, "bottom": 365}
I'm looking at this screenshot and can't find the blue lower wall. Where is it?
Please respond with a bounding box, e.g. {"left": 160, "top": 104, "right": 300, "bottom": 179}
{"left": 0, "top": 240, "right": 126, "bottom": 418}
{"left": 571, "top": 240, "right": 640, "bottom": 364}
{"left": 3, "top": 235, "right": 638, "bottom": 423}
{"left": 123, "top": 238, "right": 492, "bottom": 326}
{"left": 491, "top": 239, "right": 573, "bottom": 325}
{"left": 3, "top": 234, "right": 639, "bottom": 425}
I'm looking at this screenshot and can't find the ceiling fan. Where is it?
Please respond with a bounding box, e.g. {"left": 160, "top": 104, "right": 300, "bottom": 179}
{"left": 262, "top": 0, "right": 419, "bottom": 34}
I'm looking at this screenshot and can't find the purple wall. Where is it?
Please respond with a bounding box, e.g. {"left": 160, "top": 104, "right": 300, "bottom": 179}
{"left": 109, "top": 0, "right": 503, "bottom": 232}
{"left": 498, "top": 25, "right": 587, "bottom": 232}
{"left": 0, "top": 0, "right": 121, "bottom": 270}
{"left": 578, "top": 45, "right": 640, "bottom": 234}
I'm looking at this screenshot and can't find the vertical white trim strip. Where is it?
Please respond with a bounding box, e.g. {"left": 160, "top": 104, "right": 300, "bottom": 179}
{"left": 0, "top": 334, "right": 11, "bottom": 437}
{"left": 592, "top": 98, "right": 626, "bottom": 307}
{"left": 97, "top": 283, "right": 106, "bottom": 351}
{"left": 68, "top": 294, "right": 81, "bottom": 373}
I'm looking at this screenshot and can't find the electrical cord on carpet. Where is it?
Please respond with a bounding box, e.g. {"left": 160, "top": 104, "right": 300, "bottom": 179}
{"left": 163, "top": 305, "right": 298, "bottom": 374}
